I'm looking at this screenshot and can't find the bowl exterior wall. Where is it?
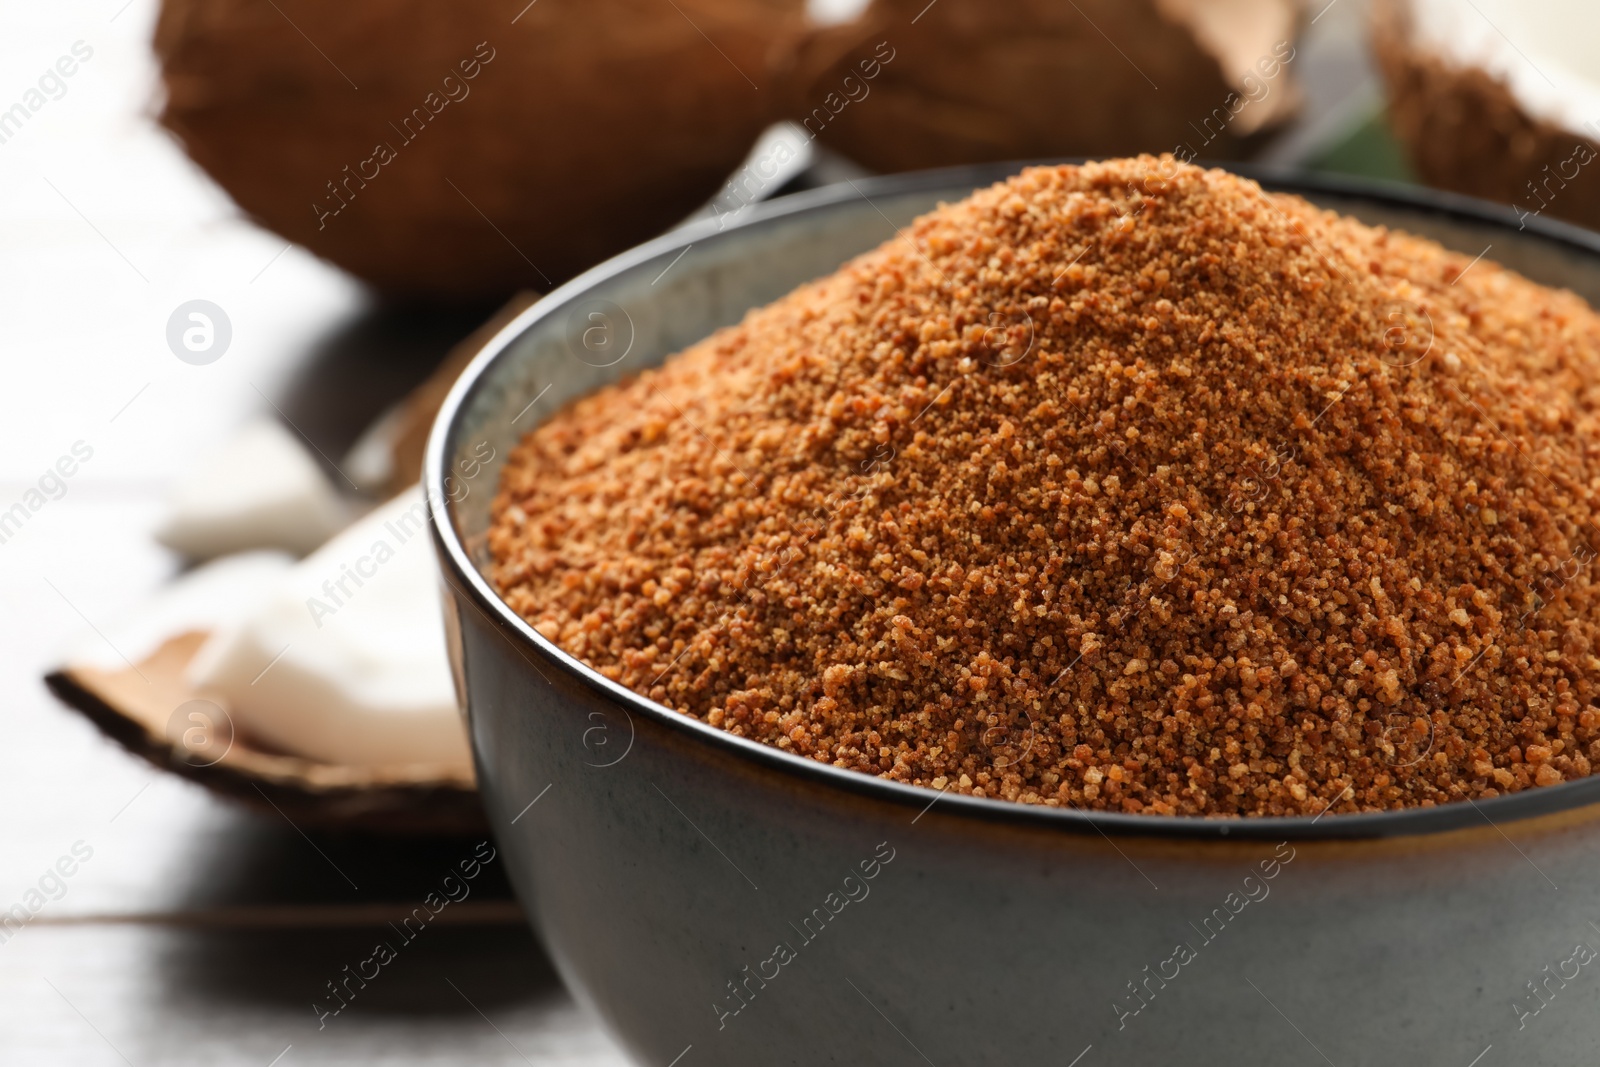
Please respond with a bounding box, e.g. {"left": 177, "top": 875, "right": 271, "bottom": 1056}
{"left": 450, "top": 582, "right": 1600, "bottom": 1065}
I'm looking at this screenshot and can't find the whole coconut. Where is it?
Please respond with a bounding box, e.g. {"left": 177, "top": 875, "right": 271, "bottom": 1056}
{"left": 156, "top": 0, "right": 803, "bottom": 299}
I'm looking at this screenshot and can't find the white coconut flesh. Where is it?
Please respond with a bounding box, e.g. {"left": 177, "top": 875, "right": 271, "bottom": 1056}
{"left": 155, "top": 418, "right": 348, "bottom": 561}
{"left": 188, "top": 486, "right": 470, "bottom": 772}
{"left": 1407, "top": 0, "right": 1600, "bottom": 135}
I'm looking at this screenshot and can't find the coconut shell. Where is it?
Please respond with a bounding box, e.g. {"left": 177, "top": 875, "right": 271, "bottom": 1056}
{"left": 46, "top": 632, "right": 484, "bottom": 835}
{"left": 783, "top": 0, "right": 1302, "bottom": 174}
{"left": 1372, "top": 0, "right": 1600, "bottom": 232}
{"left": 156, "top": 0, "right": 804, "bottom": 299}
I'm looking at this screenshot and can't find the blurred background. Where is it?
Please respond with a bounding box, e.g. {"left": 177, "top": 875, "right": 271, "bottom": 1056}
{"left": 3, "top": 0, "right": 1581, "bottom": 1060}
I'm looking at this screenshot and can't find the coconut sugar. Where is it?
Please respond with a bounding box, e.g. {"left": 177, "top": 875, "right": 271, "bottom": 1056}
{"left": 489, "top": 158, "right": 1600, "bottom": 817}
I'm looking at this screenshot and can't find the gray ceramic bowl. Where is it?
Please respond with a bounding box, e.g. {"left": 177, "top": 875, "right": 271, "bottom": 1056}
{"left": 428, "top": 164, "right": 1600, "bottom": 1065}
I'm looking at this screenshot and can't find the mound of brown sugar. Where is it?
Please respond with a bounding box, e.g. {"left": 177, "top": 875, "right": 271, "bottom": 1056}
{"left": 489, "top": 158, "right": 1600, "bottom": 817}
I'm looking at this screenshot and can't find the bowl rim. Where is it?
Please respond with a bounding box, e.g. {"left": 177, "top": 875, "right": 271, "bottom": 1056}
{"left": 427, "top": 158, "right": 1600, "bottom": 842}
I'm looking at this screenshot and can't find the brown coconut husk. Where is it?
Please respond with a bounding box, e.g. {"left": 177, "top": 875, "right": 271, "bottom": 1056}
{"left": 1372, "top": 0, "right": 1600, "bottom": 232}
{"left": 782, "top": 0, "right": 1302, "bottom": 173}
{"left": 156, "top": 0, "right": 805, "bottom": 300}
{"left": 46, "top": 632, "right": 484, "bottom": 835}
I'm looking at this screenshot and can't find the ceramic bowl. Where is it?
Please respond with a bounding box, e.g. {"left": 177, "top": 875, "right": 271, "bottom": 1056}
{"left": 428, "top": 163, "right": 1600, "bottom": 1065}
